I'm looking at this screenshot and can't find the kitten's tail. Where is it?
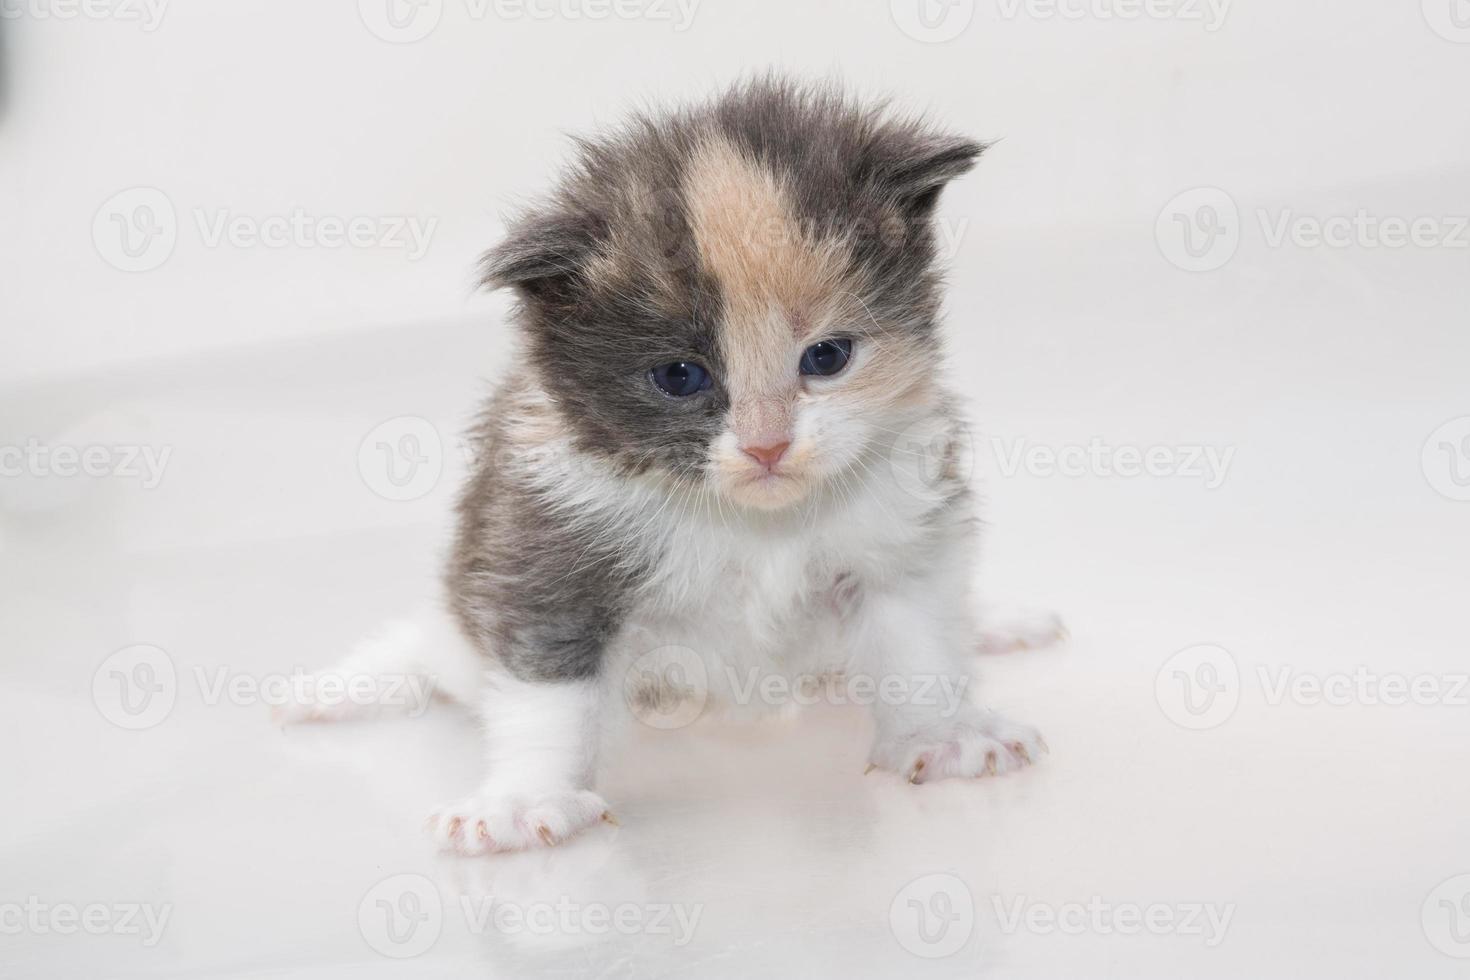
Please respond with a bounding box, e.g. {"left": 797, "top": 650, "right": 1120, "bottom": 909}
{"left": 274, "top": 604, "right": 486, "bottom": 724}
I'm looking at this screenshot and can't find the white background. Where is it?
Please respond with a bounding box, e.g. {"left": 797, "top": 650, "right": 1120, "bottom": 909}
{"left": 2, "top": 1, "right": 1469, "bottom": 978}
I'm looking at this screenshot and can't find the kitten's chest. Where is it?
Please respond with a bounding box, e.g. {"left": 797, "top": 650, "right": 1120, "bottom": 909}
{"left": 641, "top": 509, "right": 900, "bottom": 634}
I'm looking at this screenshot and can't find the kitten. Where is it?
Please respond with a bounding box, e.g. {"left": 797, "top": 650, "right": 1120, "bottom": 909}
{"left": 294, "top": 78, "right": 1054, "bottom": 854}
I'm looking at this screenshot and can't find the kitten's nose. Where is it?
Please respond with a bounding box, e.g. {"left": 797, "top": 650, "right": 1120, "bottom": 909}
{"left": 742, "top": 441, "right": 790, "bottom": 471}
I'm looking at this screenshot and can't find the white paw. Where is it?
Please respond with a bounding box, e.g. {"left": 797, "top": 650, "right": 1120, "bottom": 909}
{"left": 869, "top": 711, "right": 1047, "bottom": 784}
{"left": 269, "top": 674, "right": 365, "bottom": 725}
{"left": 976, "top": 610, "right": 1067, "bottom": 654}
{"left": 428, "top": 789, "right": 615, "bottom": 855}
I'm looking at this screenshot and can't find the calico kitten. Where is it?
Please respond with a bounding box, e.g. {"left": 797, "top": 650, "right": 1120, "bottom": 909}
{"left": 297, "top": 78, "right": 1053, "bottom": 853}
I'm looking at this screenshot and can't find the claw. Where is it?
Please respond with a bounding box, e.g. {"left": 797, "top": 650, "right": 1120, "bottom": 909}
{"left": 1013, "top": 744, "right": 1031, "bottom": 765}
{"left": 908, "top": 758, "right": 926, "bottom": 784}
{"left": 536, "top": 824, "right": 556, "bottom": 846}
{"left": 476, "top": 820, "right": 489, "bottom": 841}
{"left": 601, "top": 811, "right": 620, "bottom": 826}
{"left": 863, "top": 763, "right": 877, "bottom": 776}
{"left": 985, "top": 752, "right": 998, "bottom": 776}
{"left": 447, "top": 816, "right": 463, "bottom": 838}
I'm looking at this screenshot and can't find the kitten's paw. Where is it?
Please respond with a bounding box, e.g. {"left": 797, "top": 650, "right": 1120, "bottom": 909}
{"left": 428, "top": 789, "right": 614, "bottom": 855}
{"left": 976, "top": 610, "right": 1067, "bottom": 654}
{"left": 270, "top": 675, "right": 363, "bottom": 725}
{"left": 869, "top": 712, "right": 1047, "bottom": 784}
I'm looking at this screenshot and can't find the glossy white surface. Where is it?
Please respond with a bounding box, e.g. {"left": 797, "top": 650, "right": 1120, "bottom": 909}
{"left": 4, "top": 3, "right": 1470, "bottom": 978}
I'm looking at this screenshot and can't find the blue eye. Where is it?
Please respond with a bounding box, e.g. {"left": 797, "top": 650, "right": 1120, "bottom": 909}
{"left": 799, "top": 338, "right": 853, "bottom": 377}
{"left": 650, "top": 361, "right": 711, "bottom": 397}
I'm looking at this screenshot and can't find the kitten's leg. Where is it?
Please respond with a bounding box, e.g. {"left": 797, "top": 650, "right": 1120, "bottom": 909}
{"left": 274, "top": 608, "right": 483, "bottom": 723}
{"left": 976, "top": 607, "right": 1068, "bottom": 655}
{"left": 429, "top": 672, "right": 613, "bottom": 855}
{"left": 855, "top": 579, "right": 1046, "bottom": 784}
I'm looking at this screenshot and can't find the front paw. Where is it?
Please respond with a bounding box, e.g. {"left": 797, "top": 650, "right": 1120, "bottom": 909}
{"left": 869, "top": 712, "right": 1047, "bottom": 784}
{"left": 428, "top": 789, "right": 614, "bottom": 855}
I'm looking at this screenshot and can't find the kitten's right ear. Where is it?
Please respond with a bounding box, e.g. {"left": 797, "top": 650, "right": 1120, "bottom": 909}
{"left": 480, "top": 209, "right": 601, "bottom": 303}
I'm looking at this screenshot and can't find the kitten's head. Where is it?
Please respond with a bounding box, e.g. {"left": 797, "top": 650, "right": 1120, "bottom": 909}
{"left": 484, "top": 77, "right": 982, "bottom": 511}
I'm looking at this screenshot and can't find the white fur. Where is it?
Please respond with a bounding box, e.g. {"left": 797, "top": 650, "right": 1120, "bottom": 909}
{"left": 293, "top": 390, "right": 1056, "bottom": 851}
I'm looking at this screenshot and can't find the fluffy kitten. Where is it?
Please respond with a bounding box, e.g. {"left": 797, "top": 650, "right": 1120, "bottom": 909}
{"left": 298, "top": 78, "right": 1052, "bottom": 853}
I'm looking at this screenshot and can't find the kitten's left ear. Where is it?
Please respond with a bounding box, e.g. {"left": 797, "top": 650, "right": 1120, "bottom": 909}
{"left": 871, "top": 131, "right": 987, "bottom": 218}
{"left": 480, "top": 207, "right": 602, "bottom": 304}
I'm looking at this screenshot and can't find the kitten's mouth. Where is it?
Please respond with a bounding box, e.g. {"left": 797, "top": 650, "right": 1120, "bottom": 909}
{"left": 726, "top": 467, "right": 811, "bottom": 511}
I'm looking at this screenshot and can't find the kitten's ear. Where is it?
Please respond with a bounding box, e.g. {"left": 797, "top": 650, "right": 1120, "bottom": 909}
{"left": 480, "top": 208, "right": 601, "bottom": 303}
{"left": 870, "top": 130, "right": 987, "bottom": 218}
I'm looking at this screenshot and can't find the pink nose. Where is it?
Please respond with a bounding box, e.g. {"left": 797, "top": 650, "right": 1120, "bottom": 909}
{"left": 742, "top": 441, "right": 790, "bottom": 471}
